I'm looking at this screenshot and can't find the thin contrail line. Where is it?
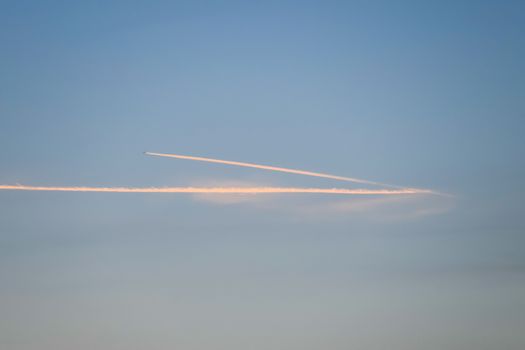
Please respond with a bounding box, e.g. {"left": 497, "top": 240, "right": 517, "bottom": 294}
{"left": 144, "top": 151, "right": 421, "bottom": 191}
{"left": 0, "top": 185, "right": 429, "bottom": 195}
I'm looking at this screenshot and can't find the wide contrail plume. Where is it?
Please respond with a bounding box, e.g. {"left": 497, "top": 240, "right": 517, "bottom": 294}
{"left": 0, "top": 185, "right": 429, "bottom": 195}
{"left": 144, "top": 151, "right": 425, "bottom": 192}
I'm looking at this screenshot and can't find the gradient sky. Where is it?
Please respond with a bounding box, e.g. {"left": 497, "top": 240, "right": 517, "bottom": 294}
{"left": 1, "top": 1, "right": 524, "bottom": 349}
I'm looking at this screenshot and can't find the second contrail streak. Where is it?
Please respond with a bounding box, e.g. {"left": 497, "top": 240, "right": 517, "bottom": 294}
{"left": 144, "top": 152, "right": 414, "bottom": 190}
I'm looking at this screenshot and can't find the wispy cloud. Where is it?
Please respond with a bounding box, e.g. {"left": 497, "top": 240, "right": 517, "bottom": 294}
{"left": 289, "top": 194, "right": 455, "bottom": 220}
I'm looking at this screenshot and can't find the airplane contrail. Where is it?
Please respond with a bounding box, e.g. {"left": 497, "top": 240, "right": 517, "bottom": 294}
{"left": 0, "top": 185, "right": 429, "bottom": 195}
{"left": 144, "top": 151, "right": 424, "bottom": 192}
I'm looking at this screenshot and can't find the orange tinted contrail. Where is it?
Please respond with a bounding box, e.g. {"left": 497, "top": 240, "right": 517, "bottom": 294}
{"left": 0, "top": 185, "right": 428, "bottom": 195}
{"left": 144, "top": 151, "right": 420, "bottom": 191}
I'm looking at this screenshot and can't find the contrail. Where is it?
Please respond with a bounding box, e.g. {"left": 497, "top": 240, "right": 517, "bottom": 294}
{"left": 144, "top": 152, "right": 423, "bottom": 191}
{"left": 0, "top": 185, "right": 429, "bottom": 195}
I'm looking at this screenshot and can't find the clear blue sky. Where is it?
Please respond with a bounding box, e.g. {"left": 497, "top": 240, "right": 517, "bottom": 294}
{"left": 1, "top": 1, "right": 524, "bottom": 349}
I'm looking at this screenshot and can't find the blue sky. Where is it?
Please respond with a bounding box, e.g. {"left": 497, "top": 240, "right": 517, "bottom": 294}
{"left": 1, "top": 1, "right": 524, "bottom": 349}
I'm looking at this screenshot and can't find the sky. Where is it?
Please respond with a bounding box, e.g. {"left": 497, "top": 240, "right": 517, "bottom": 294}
{"left": 1, "top": 1, "right": 524, "bottom": 349}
